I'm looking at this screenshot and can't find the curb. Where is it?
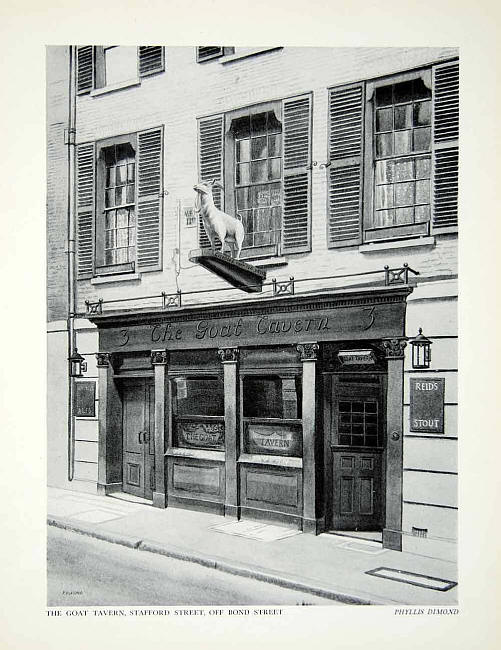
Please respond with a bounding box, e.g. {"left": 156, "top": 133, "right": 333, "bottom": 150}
{"left": 48, "top": 516, "right": 388, "bottom": 605}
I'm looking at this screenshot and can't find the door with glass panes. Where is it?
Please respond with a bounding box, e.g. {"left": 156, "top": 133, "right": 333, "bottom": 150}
{"left": 330, "top": 376, "right": 385, "bottom": 531}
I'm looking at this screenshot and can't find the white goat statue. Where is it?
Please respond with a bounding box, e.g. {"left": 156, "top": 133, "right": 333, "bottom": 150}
{"left": 193, "top": 179, "right": 245, "bottom": 260}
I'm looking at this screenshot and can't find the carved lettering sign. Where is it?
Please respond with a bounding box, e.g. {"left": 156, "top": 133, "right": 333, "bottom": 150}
{"left": 175, "top": 420, "right": 225, "bottom": 450}
{"left": 73, "top": 381, "right": 96, "bottom": 418}
{"left": 100, "top": 300, "right": 406, "bottom": 353}
{"left": 409, "top": 378, "right": 445, "bottom": 433}
{"left": 246, "top": 423, "right": 302, "bottom": 457}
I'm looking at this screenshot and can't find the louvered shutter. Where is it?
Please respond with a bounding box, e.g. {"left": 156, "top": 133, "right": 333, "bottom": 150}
{"left": 281, "top": 94, "right": 312, "bottom": 253}
{"left": 77, "top": 46, "right": 93, "bottom": 94}
{"left": 76, "top": 143, "right": 95, "bottom": 279}
{"left": 139, "top": 47, "right": 164, "bottom": 77}
{"left": 432, "top": 61, "right": 459, "bottom": 230}
{"left": 327, "top": 83, "right": 364, "bottom": 248}
{"left": 197, "top": 47, "right": 224, "bottom": 62}
{"left": 136, "top": 127, "right": 163, "bottom": 271}
{"left": 197, "top": 115, "right": 224, "bottom": 248}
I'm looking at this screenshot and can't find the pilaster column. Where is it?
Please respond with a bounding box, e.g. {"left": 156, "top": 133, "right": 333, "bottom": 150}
{"left": 96, "top": 353, "right": 119, "bottom": 495}
{"left": 297, "top": 342, "right": 319, "bottom": 533}
{"left": 151, "top": 350, "right": 168, "bottom": 508}
{"left": 218, "top": 347, "right": 239, "bottom": 519}
{"left": 381, "top": 338, "right": 407, "bottom": 550}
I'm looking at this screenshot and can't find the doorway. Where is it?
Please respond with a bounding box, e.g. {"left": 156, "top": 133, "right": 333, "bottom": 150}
{"left": 122, "top": 380, "right": 155, "bottom": 499}
{"left": 329, "top": 375, "right": 385, "bottom": 531}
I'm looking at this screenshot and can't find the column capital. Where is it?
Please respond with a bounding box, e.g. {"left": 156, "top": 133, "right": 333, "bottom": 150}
{"left": 381, "top": 338, "right": 407, "bottom": 359}
{"left": 96, "top": 352, "right": 112, "bottom": 368}
{"left": 151, "top": 349, "right": 169, "bottom": 365}
{"left": 218, "top": 347, "right": 239, "bottom": 363}
{"left": 297, "top": 342, "right": 319, "bottom": 362}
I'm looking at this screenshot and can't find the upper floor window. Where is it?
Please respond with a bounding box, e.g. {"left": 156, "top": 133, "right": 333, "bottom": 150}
{"left": 327, "top": 61, "right": 459, "bottom": 248}
{"left": 196, "top": 47, "right": 234, "bottom": 62}
{"left": 197, "top": 95, "right": 312, "bottom": 260}
{"left": 76, "top": 46, "right": 165, "bottom": 94}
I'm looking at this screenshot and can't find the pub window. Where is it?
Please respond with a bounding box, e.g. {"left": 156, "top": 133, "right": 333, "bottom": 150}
{"left": 338, "top": 399, "right": 380, "bottom": 447}
{"left": 172, "top": 376, "right": 225, "bottom": 451}
{"left": 327, "top": 61, "right": 459, "bottom": 248}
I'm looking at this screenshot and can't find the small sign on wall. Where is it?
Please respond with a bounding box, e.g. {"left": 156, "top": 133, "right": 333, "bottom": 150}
{"left": 409, "top": 378, "right": 445, "bottom": 433}
{"left": 73, "top": 381, "right": 96, "bottom": 418}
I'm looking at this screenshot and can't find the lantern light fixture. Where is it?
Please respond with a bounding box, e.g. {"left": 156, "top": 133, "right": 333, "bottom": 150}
{"left": 409, "top": 328, "right": 432, "bottom": 369}
{"left": 69, "top": 348, "right": 87, "bottom": 377}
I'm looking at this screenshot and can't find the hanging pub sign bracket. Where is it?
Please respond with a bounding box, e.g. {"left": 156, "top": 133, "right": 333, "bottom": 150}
{"left": 188, "top": 249, "right": 267, "bottom": 293}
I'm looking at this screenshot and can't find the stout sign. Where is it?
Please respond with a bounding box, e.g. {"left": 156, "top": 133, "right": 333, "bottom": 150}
{"left": 410, "top": 378, "right": 445, "bottom": 433}
{"left": 73, "top": 381, "right": 96, "bottom": 418}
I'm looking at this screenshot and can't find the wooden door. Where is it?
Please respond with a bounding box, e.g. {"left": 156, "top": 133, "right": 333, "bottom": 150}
{"left": 122, "top": 381, "right": 155, "bottom": 499}
{"left": 330, "top": 376, "right": 384, "bottom": 531}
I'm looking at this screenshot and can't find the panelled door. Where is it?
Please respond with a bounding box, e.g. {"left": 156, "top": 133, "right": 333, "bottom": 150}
{"left": 122, "top": 380, "right": 155, "bottom": 499}
{"left": 330, "top": 376, "right": 385, "bottom": 531}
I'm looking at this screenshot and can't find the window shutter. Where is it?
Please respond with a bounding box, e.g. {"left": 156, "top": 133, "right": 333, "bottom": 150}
{"left": 327, "top": 83, "right": 364, "bottom": 248}
{"left": 139, "top": 47, "right": 165, "bottom": 77}
{"left": 76, "top": 143, "right": 95, "bottom": 279}
{"left": 432, "top": 61, "right": 459, "bottom": 230}
{"left": 77, "top": 46, "right": 93, "bottom": 94}
{"left": 136, "top": 127, "right": 164, "bottom": 271}
{"left": 197, "top": 115, "right": 224, "bottom": 248}
{"left": 197, "top": 47, "right": 224, "bottom": 62}
{"left": 281, "top": 93, "right": 312, "bottom": 254}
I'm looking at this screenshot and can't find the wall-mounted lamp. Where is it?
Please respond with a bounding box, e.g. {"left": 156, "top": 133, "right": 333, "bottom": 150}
{"left": 69, "top": 348, "right": 87, "bottom": 377}
{"left": 409, "top": 328, "right": 432, "bottom": 369}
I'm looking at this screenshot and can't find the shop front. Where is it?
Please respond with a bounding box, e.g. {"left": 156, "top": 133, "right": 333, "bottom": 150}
{"left": 91, "top": 285, "right": 411, "bottom": 550}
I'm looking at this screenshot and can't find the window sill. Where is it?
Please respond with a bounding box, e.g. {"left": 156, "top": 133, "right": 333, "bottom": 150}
{"left": 90, "top": 272, "right": 141, "bottom": 285}
{"left": 238, "top": 453, "right": 303, "bottom": 468}
{"left": 359, "top": 236, "right": 435, "bottom": 253}
{"left": 220, "top": 47, "right": 283, "bottom": 64}
{"left": 253, "top": 256, "right": 288, "bottom": 269}
{"left": 90, "top": 78, "right": 141, "bottom": 97}
{"left": 165, "top": 447, "right": 225, "bottom": 462}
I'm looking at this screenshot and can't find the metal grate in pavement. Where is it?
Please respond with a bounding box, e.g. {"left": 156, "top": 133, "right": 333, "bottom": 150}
{"left": 366, "top": 567, "right": 457, "bottom": 591}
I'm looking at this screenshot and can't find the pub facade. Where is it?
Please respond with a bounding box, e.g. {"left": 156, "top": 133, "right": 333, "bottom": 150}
{"left": 47, "top": 46, "right": 458, "bottom": 560}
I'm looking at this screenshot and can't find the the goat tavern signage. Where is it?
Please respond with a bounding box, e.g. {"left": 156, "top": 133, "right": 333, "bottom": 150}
{"left": 409, "top": 378, "right": 445, "bottom": 433}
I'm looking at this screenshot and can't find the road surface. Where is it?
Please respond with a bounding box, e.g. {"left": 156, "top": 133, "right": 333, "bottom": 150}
{"left": 47, "top": 526, "right": 338, "bottom": 607}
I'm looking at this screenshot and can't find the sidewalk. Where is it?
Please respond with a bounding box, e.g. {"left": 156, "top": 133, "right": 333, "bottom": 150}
{"left": 47, "top": 486, "right": 458, "bottom": 606}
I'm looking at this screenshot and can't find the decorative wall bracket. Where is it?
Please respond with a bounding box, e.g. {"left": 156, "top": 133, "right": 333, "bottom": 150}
{"left": 151, "top": 349, "right": 169, "bottom": 365}
{"left": 272, "top": 277, "right": 295, "bottom": 296}
{"left": 297, "top": 342, "right": 319, "bottom": 361}
{"left": 86, "top": 299, "right": 103, "bottom": 315}
{"left": 218, "top": 347, "right": 239, "bottom": 363}
{"left": 96, "top": 352, "right": 112, "bottom": 368}
{"left": 384, "top": 264, "right": 419, "bottom": 286}
{"left": 380, "top": 339, "right": 407, "bottom": 359}
{"left": 162, "top": 290, "right": 182, "bottom": 309}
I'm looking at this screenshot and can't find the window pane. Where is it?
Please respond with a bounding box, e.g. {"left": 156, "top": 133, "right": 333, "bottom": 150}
{"left": 105, "top": 249, "right": 115, "bottom": 265}
{"left": 395, "top": 207, "right": 414, "bottom": 224}
{"left": 270, "top": 184, "right": 281, "bottom": 205}
{"left": 375, "top": 85, "right": 393, "bottom": 106}
{"left": 252, "top": 185, "right": 270, "bottom": 207}
{"left": 116, "top": 208, "right": 128, "bottom": 228}
{"left": 237, "top": 139, "right": 250, "bottom": 162}
{"left": 376, "top": 133, "right": 393, "bottom": 157}
{"left": 267, "top": 111, "right": 282, "bottom": 134}
{"left": 243, "top": 375, "right": 300, "bottom": 419}
{"left": 127, "top": 163, "right": 135, "bottom": 183}
{"left": 375, "top": 160, "right": 393, "bottom": 184}
{"left": 250, "top": 112, "right": 267, "bottom": 136}
{"left": 268, "top": 134, "right": 281, "bottom": 157}
{"left": 126, "top": 184, "right": 135, "bottom": 204}
{"left": 236, "top": 187, "right": 250, "bottom": 209}
{"left": 251, "top": 136, "right": 267, "bottom": 160}
{"left": 393, "top": 158, "right": 414, "bottom": 182}
{"left": 236, "top": 163, "right": 250, "bottom": 185}
{"left": 271, "top": 206, "right": 281, "bottom": 242}
{"left": 413, "top": 78, "right": 432, "bottom": 101}
{"left": 115, "top": 247, "right": 128, "bottom": 264}
{"left": 394, "top": 104, "right": 412, "bottom": 130}
{"left": 269, "top": 157, "right": 281, "bottom": 180}
{"left": 128, "top": 209, "right": 136, "bottom": 226}
{"left": 394, "top": 130, "right": 412, "bottom": 155}
{"left": 128, "top": 228, "right": 136, "bottom": 246}
{"left": 393, "top": 80, "right": 413, "bottom": 104}
{"left": 415, "top": 179, "right": 430, "bottom": 204}
{"left": 415, "top": 204, "right": 430, "bottom": 222}
{"left": 414, "top": 100, "right": 431, "bottom": 127}
{"left": 376, "top": 107, "right": 392, "bottom": 132}
{"left": 374, "top": 209, "right": 394, "bottom": 228}
{"left": 416, "top": 156, "right": 431, "bottom": 179}
{"left": 106, "top": 167, "right": 115, "bottom": 188}
{"left": 413, "top": 127, "right": 431, "bottom": 152}
{"left": 340, "top": 435, "right": 351, "bottom": 445}
{"left": 105, "top": 211, "right": 116, "bottom": 229}
{"left": 116, "top": 143, "right": 131, "bottom": 163}
{"left": 116, "top": 165, "right": 126, "bottom": 185}
{"left": 105, "top": 230, "right": 116, "bottom": 248}
{"left": 365, "top": 436, "right": 377, "bottom": 447}
{"left": 375, "top": 184, "right": 393, "bottom": 209}
{"left": 104, "top": 46, "right": 137, "bottom": 86}
{"left": 117, "top": 228, "right": 129, "bottom": 247}
{"left": 251, "top": 160, "right": 268, "bottom": 183}
{"left": 394, "top": 181, "right": 414, "bottom": 207}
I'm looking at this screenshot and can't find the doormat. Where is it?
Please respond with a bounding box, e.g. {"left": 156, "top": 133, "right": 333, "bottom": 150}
{"left": 339, "top": 540, "right": 386, "bottom": 555}
{"left": 365, "top": 567, "right": 457, "bottom": 591}
{"left": 210, "top": 520, "right": 301, "bottom": 542}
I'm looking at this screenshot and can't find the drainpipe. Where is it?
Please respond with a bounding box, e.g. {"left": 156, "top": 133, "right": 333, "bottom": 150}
{"left": 67, "top": 45, "right": 77, "bottom": 481}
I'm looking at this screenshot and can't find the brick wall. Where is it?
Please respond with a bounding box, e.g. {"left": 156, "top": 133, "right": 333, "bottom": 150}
{"left": 46, "top": 46, "right": 69, "bottom": 322}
